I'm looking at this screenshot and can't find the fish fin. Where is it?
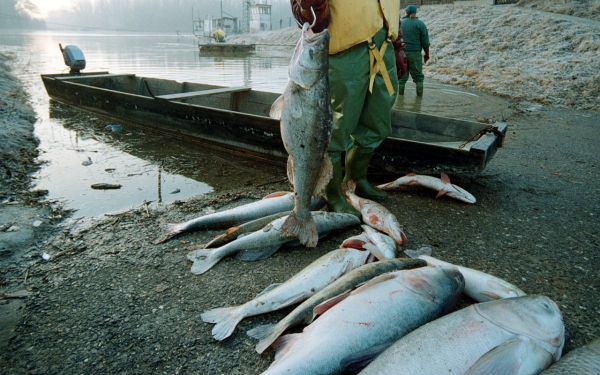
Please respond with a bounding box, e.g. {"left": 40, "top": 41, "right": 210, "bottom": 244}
{"left": 272, "top": 333, "right": 302, "bottom": 362}
{"left": 313, "top": 290, "right": 352, "bottom": 317}
{"left": 286, "top": 156, "right": 295, "bottom": 186}
{"left": 403, "top": 246, "right": 433, "bottom": 259}
{"left": 236, "top": 244, "right": 281, "bottom": 261}
{"left": 351, "top": 272, "right": 397, "bottom": 294}
{"left": 154, "top": 223, "right": 184, "bottom": 244}
{"left": 313, "top": 155, "right": 333, "bottom": 197}
{"left": 188, "top": 248, "right": 223, "bottom": 275}
{"left": 340, "top": 342, "right": 393, "bottom": 374}
{"left": 436, "top": 189, "right": 447, "bottom": 199}
{"left": 200, "top": 306, "right": 244, "bottom": 341}
{"left": 465, "top": 339, "right": 553, "bottom": 375}
{"left": 440, "top": 172, "right": 451, "bottom": 184}
{"left": 341, "top": 238, "right": 368, "bottom": 250}
{"left": 204, "top": 226, "right": 239, "bottom": 248}
{"left": 256, "top": 283, "right": 282, "bottom": 297}
{"left": 262, "top": 191, "right": 290, "bottom": 199}
{"left": 280, "top": 212, "right": 319, "bottom": 248}
{"left": 247, "top": 323, "right": 274, "bottom": 340}
{"left": 478, "top": 291, "right": 503, "bottom": 301}
{"left": 269, "top": 94, "right": 284, "bottom": 120}
{"left": 253, "top": 324, "right": 288, "bottom": 355}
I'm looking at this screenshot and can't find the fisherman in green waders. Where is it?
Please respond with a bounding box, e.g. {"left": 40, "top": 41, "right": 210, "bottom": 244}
{"left": 291, "top": 0, "right": 407, "bottom": 216}
{"left": 399, "top": 4, "right": 430, "bottom": 97}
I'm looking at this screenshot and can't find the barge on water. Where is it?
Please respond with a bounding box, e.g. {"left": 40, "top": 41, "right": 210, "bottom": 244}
{"left": 41, "top": 72, "right": 507, "bottom": 175}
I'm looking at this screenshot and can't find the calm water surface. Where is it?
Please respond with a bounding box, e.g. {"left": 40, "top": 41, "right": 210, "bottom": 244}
{"left": 0, "top": 30, "right": 509, "bottom": 220}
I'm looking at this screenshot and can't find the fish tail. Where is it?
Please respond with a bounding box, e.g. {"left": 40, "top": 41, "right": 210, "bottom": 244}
{"left": 201, "top": 306, "right": 244, "bottom": 341}
{"left": 154, "top": 223, "right": 184, "bottom": 244}
{"left": 249, "top": 324, "right": 287, "bottom": 355}
{"left": 187, "top": 248, "right": 223, "bottom": 275}
{"left": 280, "top": 211, "right": 318, "bottom": 248}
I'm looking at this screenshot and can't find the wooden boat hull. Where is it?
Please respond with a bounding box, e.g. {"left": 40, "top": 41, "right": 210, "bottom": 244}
{"left": 41, "top": 72, "right": 507, "bottom": 174}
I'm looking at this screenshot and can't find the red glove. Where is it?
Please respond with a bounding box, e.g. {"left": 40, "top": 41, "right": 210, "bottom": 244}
{"left": 423, "top": 47, "right": 430, "bottom": 64}
{"left": 291, "top": 0, "right": 329, "bottom": 32}
{"left": 393, "top": 37, "right": 408, "bottom": 78}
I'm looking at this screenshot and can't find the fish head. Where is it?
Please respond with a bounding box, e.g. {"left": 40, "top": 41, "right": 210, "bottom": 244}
{"left": 398, "top": 266, "right": 465, "bottom": 306}
{"left": 475, "top": 295, "right": 565, "bottom": 360}
{"left": 288, "top": 23, "right": 330, "bottom": 89}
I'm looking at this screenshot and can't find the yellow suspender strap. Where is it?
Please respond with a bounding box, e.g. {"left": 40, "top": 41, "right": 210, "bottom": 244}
{"left": 367, "top": 37, "right": 395, "bottom": 96}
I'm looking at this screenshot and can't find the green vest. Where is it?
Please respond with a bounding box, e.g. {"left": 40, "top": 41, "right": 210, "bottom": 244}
{"left": 401, "top": 16, "right": 430, "bottom": 52}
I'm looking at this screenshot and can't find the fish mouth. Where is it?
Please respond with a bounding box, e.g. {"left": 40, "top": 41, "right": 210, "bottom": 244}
{"left": 302, "top": 23, "right": 330, "bottom": 43}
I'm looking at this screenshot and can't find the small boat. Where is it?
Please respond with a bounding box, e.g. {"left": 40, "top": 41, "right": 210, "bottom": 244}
{"left": 198, "top": 42, "right": 256, "bottom": 55}
{"left": 40, "top": 72, "right": 507, "bottom": 174}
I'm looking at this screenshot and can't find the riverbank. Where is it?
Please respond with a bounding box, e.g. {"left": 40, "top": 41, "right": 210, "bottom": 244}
{"left": 1, "top": 6, "right": 600, "bottom": 374}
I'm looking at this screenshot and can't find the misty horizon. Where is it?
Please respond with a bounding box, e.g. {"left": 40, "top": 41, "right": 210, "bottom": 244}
{"left": 1, "top": 0, "right": 296, "bottom": 33}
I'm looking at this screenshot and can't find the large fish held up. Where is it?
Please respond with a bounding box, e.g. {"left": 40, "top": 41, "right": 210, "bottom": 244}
{"left": 270, "top": 21, "right": 333, "bottom": 248}
{"left": 359, "top": 295, "right": 565, "bottom": 375}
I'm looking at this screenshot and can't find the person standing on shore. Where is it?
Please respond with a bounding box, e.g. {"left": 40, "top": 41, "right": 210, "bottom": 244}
{"left": 290, "top": 0, "right": 406, "bottom": 216}
{"left": 399, "top": 4, "right": 430, "bottom": 97}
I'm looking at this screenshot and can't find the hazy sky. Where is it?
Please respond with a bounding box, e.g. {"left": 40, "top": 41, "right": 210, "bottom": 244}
{"left": 10, "top": 0, "right": 294, "bottom": 32}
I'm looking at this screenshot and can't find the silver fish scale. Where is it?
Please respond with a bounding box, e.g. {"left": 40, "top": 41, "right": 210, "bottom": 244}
{"left": 541, "top": 339, "right": 600, "bottom": 375}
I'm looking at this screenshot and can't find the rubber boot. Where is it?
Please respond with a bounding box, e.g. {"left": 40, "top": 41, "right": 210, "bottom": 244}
{"left": 416, "top": 82, "right": 424, "bottom": 97}
{"left": 325, "top": 153, "right": 360, "bottom": 217}
{"left": 343, "top": 146, "right": 387, "bottom": 201}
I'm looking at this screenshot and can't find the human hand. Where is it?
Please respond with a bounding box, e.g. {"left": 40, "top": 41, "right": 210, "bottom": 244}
{"left": 423, "top": 47, "right": 430, "bottom": 64}
{"left": 300, "top": 0, "right": 326, "bottom": 9}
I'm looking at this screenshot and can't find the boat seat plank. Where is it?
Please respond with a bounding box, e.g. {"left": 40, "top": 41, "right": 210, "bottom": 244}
{"left": 57, "top": 73, "right": 136, "bottom": 80}
{"left": 157, "top": 86, "right": 251, "bottom": 100}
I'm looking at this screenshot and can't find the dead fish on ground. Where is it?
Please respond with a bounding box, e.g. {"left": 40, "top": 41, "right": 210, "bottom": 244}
{"left": 259, "top": 266, "right": 464, "bottom": 375}
{"left": 186, "top": 211, "right": 360, "bottom": 275}
{"left": 378, "top": 172, "right": 476, "bottom": 204}
{"left": 203, "top": 211, "right": 291, "bottom": 249}
{"left": 201, "top": 247, "right": 370, "bottom": 341}
{"left": 540, "top": 338, "right": 600, "bottom": 374}
{"left": 360, "top": 225, "right": 396, "bottom": 260}
{"left": 405, "top": 246, "right": 526, "bottom": 302}
{"left": 155, "top": 192, "right": 323, "bottom": 244}
{"left": 271, "top": 21, "right": 333, "bottom": 248}
{"left": 345, "top": 180, "right": 408, "bottom": 245}
{"left": 359, "top": 295, "right": 565, "bottom": 375}
{"left": 247, "top": 258, "right": 427, "bottom": 354}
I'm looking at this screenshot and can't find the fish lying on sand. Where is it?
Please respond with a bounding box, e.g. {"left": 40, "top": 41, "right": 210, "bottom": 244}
{"left": 155, "top": 192, "right": 323, "bottom": 244}
{"left": 270, "top": 21, "right": 333, "bottom": 248}
{"left": 201, "top": 247, "right": 370, "bottom": 341}
{"left": 247, "top": 258, "right": 427, "bottom": 354}
{"left": 187, "top": 211, "right": 360, "bottom": 275}
{"left": 359, "top": 295, "right": 565, "bottom": 375}
{"left": 345, "top": 180, "right": 408, "bottom": 245}
{"left": 377, "top": 173, "right": 476, "bottom": 204}
{"left": 258, "top": 266, "right": 464, "bottom": 375}
{"left": 360, "top": 225, "right": 396, "bottom": 260}
{"left": 540, "top": 338, "right": 600, "bottom": 374}
{"left": 203, "top": 211, "right": 291, "bottom": 248}
{"left": 405, "top": 246, "right": 526, "bottom": 302}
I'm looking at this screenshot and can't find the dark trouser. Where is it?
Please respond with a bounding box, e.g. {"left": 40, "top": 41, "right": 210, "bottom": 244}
{"left": 398, "top": 50, "right": 424, "bottom": 96}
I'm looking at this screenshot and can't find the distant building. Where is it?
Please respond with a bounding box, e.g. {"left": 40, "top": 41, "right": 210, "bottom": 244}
{"left": 194, "top": 16, "right": 239, "bottom": 38}
{"left": 250, "top": 0, "right": 272, "bottom": 33}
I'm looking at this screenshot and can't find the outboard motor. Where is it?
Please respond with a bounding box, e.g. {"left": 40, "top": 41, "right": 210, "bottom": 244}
{"left": 59, "top": 43, "right": 86, "bottom": 74}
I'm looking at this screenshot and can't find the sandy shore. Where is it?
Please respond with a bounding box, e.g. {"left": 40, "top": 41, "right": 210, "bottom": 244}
{"left": 1, "top": 3, "right": 599, "bottom": 374}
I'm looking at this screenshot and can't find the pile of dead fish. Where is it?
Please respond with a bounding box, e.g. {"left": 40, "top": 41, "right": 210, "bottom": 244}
{"left": 153, "top": 22, "right": 598, "bottom": 375}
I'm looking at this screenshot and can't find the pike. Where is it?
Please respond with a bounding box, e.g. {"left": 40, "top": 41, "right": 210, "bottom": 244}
{"left": 203, "top": 211, "right": 291, "bottom": 248}
{"left": 405, "top": 246, "right": 526, "bottom": 302}
{"left": 359, "top": 295, "right": 565, "bottom": 375}
{"left": 270, "top": 20, "right": 333, "bottom": 248}
{"left": 186, "top": 211, "right": 360, "bottom": 275}
{"left": 258, "top": 266, "right": 464, "bottom": 375}
{"left": 247, "top": 258, "right": 427, "bottom": 354}
{"left": 345, "top": 180, "right": 408, "bottom": 245}
{"left": 377, "top": 173, "right": 476, "bottom": 204}
{"left": 201, "top": 248, "right": 370, "bottom": 341}
{"left": 155, "top": 191, "right": 319, "bottom": 244}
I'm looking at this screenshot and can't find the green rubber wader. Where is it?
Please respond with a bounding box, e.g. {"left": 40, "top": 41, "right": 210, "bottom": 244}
{"left": 398, "top": 50, "right": 424, "bottom": 87}
{"left": 328, "top": 27, "right": 399, "bottom": 153}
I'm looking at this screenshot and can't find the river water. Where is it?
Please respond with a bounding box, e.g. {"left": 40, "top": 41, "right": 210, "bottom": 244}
{"left": 0, "top": 29, "right": 510, "bottom": 220}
